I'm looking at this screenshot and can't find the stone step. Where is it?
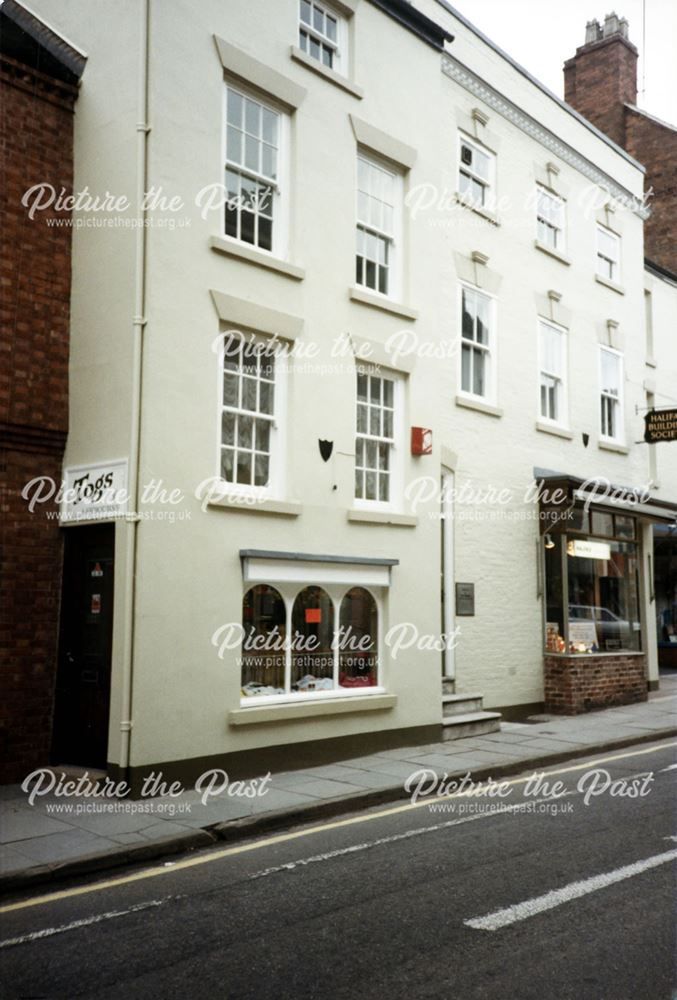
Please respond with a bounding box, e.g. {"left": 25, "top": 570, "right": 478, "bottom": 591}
{"left": 442, "top": 693, "right": 484, "bottom": 717}
{"left": 440, "top": 710, "right": 502, "bottom": 741}
{"left": 442, "top": 677, "right": 456, "bottom": 695}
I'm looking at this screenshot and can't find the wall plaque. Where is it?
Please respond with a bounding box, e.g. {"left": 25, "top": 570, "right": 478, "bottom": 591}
{"left": 456, "top": 582, "right": 475, "bottom": 616}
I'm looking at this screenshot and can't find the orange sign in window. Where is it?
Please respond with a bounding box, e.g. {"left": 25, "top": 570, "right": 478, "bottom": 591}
{"left": 305, "top": 608, "right": 322, "bottom": 624}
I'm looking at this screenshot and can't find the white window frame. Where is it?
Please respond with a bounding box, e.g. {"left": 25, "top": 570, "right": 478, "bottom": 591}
{"left": 598, "top": 346, "right": 625, "bottom": 444}
{"left": 217, "top": 330, "right": 288, "bottom": 500}
{"left": 596, "top": 225, "right": 621, "bottom": 283}
{"left": 223, "top": 83, "right": 289, "bottom": 259}
{"left": 239, "top": 580, "right": 385, "bottom": 707}
{"left": 458, "top": 282, "right": 497, "bottom": 405}
{"left": 355, "top": 151, "right": 403, "bottom": 300}
{"left": 298, "top": 0, "right": 347, "bottom": 74}
{"left": 536, "top": 185, "right": 566, "bottom": 252}
{"left": 538, "top": 318, "right": 569, "bottom": 427}
{"left": 354, "top": 368, "right": 405, "bottom": 513}
{"left": 457, "top": 133, "right": 495, "bottom": 210}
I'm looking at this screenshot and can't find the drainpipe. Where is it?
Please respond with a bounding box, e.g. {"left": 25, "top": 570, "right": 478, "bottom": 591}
{"left": 119, "top": 0, "right": 150, "bottom": 778}
{"left": 442, "top": 470, "right": 455, "bottom": 680}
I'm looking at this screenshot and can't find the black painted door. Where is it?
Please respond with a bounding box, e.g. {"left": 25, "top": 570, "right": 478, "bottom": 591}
{"left": 52, "top": 524, "right": 115, "bottom": 767}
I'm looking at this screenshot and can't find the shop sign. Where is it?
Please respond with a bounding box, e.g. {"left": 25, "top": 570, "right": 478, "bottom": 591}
{"left": 60, "top": 459, "right": 128, "bottom": 523}
{"left": 567, "top": 539, "right": 611, "bottom": 560}
{"left": 644, "top": 408, "right": 677, "bottom": 443}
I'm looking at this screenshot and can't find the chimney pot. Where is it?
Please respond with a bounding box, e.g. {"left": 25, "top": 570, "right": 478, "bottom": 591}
{"left": 603, "top": 12, "right": 620, "bottom": 37}
{"left": 585, "top": 18, "right": 601, "bottom": 43}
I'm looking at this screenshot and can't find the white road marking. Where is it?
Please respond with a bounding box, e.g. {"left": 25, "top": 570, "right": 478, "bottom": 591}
{"left": 2, "top": 741, "right": 675, "bottom": 916}
{"left": 248, "top": 797, "right": 569, "bottom": 881}
{"left": 464, "top": 849, "right": 677, "bottom": 932}
{"left": 0, "top": 897, "right": 172, "bottom": 950}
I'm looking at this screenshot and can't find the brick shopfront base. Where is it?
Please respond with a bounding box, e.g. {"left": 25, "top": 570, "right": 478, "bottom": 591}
{"left": 544, "top": 654, "right": 648, "bottom": 714}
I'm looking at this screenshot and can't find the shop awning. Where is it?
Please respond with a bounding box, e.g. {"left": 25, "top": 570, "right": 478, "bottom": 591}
{"left": 534, "top": 469, "right": 677, "bottom": 531}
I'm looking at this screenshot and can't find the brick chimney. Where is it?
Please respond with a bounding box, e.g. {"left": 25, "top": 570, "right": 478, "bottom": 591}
{"left": 564, "top": 12, "right": 638, "bottom": 147}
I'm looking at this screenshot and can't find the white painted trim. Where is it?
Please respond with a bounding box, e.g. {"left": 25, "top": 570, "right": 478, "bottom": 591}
{"left": 242, "top": 557, "right": 392, "bottom": 587}
{"left": 457, "top": 280, "right": 498, "bottom": 407}
{"left": 442, "top": 470, "right": 455, "bottom": 680}
{"left": 537, "top": 317, "right": 569, "bottom": 429}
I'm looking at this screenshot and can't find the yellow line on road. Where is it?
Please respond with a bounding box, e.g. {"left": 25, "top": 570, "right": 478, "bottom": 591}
{"left": 2, "top": 739, "right": 675, "bottom": 915}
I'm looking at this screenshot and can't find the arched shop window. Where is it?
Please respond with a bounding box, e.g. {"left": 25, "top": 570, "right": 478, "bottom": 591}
{"left": 241, "top": 585, "right": 286, "bottom": 696}
{"left": 339, "top": 587, "right": 378, "bottom": 687}
{"left": 291, "top": 587, "right": 334, "bottom": 692}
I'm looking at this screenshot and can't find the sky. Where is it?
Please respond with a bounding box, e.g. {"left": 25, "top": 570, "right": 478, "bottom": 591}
{"left": 447, "top": 0, "right": 677, "bottom": 126}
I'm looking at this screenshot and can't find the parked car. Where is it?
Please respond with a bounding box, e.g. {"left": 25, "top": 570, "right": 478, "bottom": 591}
{"left": 568, "top": 604, "right": 640, "bottom": 648}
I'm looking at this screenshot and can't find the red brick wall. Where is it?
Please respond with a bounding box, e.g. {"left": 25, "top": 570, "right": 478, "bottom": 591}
{"left": 625, "top": 107, "right": 677, "bottom": 272}
{"left": 0, "top": 56, "right": 77, "bottom": 783}
{"left": 544, "top": 654, "right": 647, "bottom": 715}
{"left": 564, "top": 36, "right": 638, "bottom": 149}
{"left": 563, "top": 31, "right": 677, "bottom": 274}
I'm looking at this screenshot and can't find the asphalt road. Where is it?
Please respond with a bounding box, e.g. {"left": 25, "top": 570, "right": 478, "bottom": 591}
{"left": 1, "top": 737, "right": 676, "bottom": 1000}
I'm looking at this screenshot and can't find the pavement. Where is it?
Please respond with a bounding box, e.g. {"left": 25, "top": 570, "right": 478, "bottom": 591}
{"left": 2, "top": 673, "right": 676, "bottom": 894}
{"left": 3, "top": 736, "right": 676, "bottom": 999}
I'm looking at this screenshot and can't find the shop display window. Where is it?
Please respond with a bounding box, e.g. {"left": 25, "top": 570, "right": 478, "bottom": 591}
{"left": 544, "top": 513, "right": 642, "bottom": 655}
{"left": 241, "top": 583, "right": 380, "bottom": 699}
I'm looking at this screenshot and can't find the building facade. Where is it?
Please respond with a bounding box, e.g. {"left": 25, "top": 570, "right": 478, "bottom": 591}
{"left": 0, "top": 2, "right": 85, "bottom": 783}
{"left": 10, "top": 0, "right": 677, "bottom": 787}
{"left": 564, "top": 11, "right": 677, "bottom": 672}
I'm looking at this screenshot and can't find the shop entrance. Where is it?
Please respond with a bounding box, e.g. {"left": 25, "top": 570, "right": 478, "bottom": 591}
{"left": 52, "top": 523, "right": 115, "bottom": 768}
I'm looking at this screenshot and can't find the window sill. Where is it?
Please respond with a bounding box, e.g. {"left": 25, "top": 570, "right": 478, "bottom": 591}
{"left": 544, "top": 651, "right": 643, "bottom": 659}
{"left": 209, "top": 236, "right": 305, "bottom": 280}
{"left": 289, "top": 46, "right": 363, "bottom": 99}
{"left": 534, "top": 240, "right": 571, "bottom": 266}
{"left": 348, "top": 509, "right": 418, "bottom": 527}
{"left": 455, "top": 394, "right": 503, "bottom": 418}
{"left": 594, "top": 273, "right": 624, "bottom": 295}
{"left": 349, "top": 286, "right": 418, "bottom": 320}
{"left": 229, "top": 692, "right": 397, "bottom": 725}
{"left": 598, "top": 439, "right": 629, "bottom": 454}
{"left": 455, "top": 193, "right": 499, "bottom": 227}
{"left": 207, "top": 495, "right": 302, "bottom": 517}
{"left": 535, "top": 421, "right": 573, "bottom": 440}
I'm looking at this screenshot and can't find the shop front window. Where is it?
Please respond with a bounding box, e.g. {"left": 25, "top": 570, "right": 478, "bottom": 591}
{"left": 339, "top": 587, "right": 378, "bottom": 687}
{"left": 291, "top": 586, "right": 335, "bottom": 692}
{"left": 544, "top": 514, "right": 642, "bottom": 654}
{"left": 240, "top": 583, "right": 382, "bottom": 699}
{"left": 241, "top": 585, "right": 286, "bottom": 696}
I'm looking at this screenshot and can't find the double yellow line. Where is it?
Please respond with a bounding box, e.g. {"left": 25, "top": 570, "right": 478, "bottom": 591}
{"left": 2, "top": 740, "right": 675, "bottom": 915}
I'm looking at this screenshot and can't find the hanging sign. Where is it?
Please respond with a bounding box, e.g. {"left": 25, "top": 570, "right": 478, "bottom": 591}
{"left": 60, "top": 459, "right": 128, "bottom": 523}
{"left": 567, "top": 539, "right": 611, "bottom": 560}
{"left": 644, "top": 408, "right": 677, "bottom": 443}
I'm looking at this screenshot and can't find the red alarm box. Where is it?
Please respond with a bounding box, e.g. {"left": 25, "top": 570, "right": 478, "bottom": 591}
{"left": 411, "top": 427, "right": 433, "bottom": 455}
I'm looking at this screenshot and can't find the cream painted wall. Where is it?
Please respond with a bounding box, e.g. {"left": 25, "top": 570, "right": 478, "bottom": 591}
{"left": 25, "top": 0, "right": 667, "bottom": 768}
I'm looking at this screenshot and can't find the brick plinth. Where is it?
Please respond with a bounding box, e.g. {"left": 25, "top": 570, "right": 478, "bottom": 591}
{"left": 544, "top": 654, "right": 647, "bottom": 715}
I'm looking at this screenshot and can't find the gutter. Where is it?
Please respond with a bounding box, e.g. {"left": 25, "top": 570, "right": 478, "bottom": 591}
{"left": 119, "top": 0, "right": 150, "bottom": 776}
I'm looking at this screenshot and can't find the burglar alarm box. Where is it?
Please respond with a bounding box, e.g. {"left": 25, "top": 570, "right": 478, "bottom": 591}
{"left": 411, "top": 427, "right": 432, "bottom": 455}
